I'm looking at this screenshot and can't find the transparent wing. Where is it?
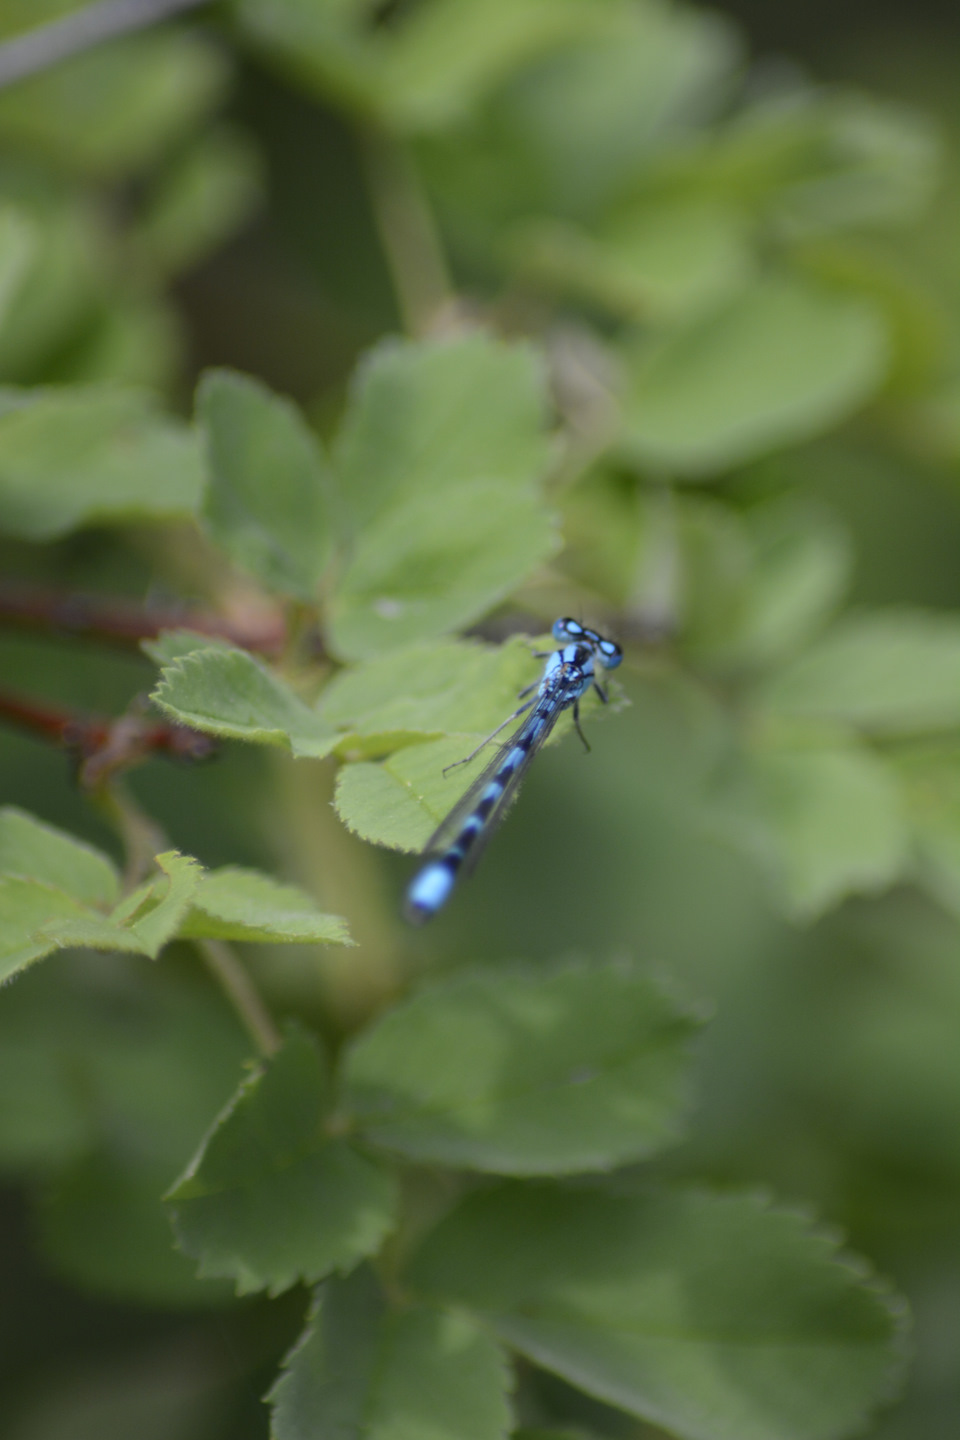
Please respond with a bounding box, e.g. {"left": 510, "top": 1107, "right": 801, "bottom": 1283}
{"left": 422, "top": 699, "right": 565, "bottom": 878}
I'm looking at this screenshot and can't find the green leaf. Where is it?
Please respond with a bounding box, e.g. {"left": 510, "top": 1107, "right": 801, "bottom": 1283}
{"left": 417, "top": 5, "right": 738, "bottom": 268}
{"left": 621, "top": 274, "right": 889, "bottom": 476}
{"left": 269, "top": 1264, "right": 386, "bottom": 1440}
{"left": 409, "top": 1184, "right": 908, "bottom": 1440}
{"left": 761, "top": 610, "right": 960, "bottom": 734}
{"left": 334, "top": 334, "right": 550, "bottom": 527}
{"left": 317, "top": 634, "right": 541, "bottom": 756}
{"left": 0, "top": 193, "right": 102, "bottom": 381}
{"left": 0, "top": 876, "right": 101, "bottom": 982}
{"left": 0, "top": 205, "right": 35, "bottom": 330}
{"left": 731, "top": 499, "right": 852, "bottom": 667}
{"left": 0, "top": 940, "right": 249, "bottom": 1192}
{"left": 269, "top": 1267, "right": 512, "bottom": 1440}
{"left": 0, "top": 840, "right": 233, "bottom": 979}
{"left": 26, "top": 912, "right": 149, "bottom": 958}
{"left": 673, "top": 496, "right": 853, "bottom": 669}
{"left": 133, "top": 126, "right": 263, "bottom": 278}
{"left": 333, "top": 734, "right": 509, "bottom": 853}
{"left": 198, "top": 369, "right": 335, "bottom": 601}
{"left": 179, "top": 866, "right": 352, "bottom": 945}
{"left": 167, "top": 1028, "right": 398, "bottom": 1295}
{"left": 709, "top": 91, "right": 941, "bottom": 239}
{"left": 121, "top": 851, "right": 204, "bottom": 958}
{"left": 327, "top": 477, "right": 558, "bottom": 659}
{"left": 362, "top": 1306, "right": 511, "bottom": 1440}
{"left": 666, "top": 497, "right": 754, "bottom": 661}
{"left": 65, "top": 292, "right": 181, "bottom": 391}
{"left": 343, "top": 960, "right": 701, "bottom": 1174}
{"left": 749, "top": 741, "right": 909, "bottom": 922}
{"left": 335, "top": 744, "right": 456, "bottom": 853}
{"left": 334, "top": 682, "right": 608, "bottom": 851}
{"left": 0, "top": 848, "right": 211, "bottom": 980}
{"left": 151, "top": 646, "right": 339, "bottom": 758}
{"left": 0, "top": 806, "right": 119, "bottom": 907}
{"left": 376, "top": 0, "right": 599, "bottom": 133}
{"left": 513, "top": 196, "right": 753, "bottom": 324}
{"left": 229, "top": 0, "right": 596, "bottom": 135}
{"left": 499, "top": 2, "right": 741, "bottom": 218}
{"left": 0, "top": 30, "right": 228, "bottom": 179}
{"left": 0, "top": 386, "right": 203, "bottom": 540}
{"left": 334, "top": 683, "right": 607, "bottom": 854}
{"left": 228, "top": 0, "right": 380, "bottom": 118}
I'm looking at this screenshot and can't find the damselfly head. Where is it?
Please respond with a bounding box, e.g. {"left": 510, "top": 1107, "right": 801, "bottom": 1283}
{"left": 552, "top": 617, "right": 622, "bottom": 668}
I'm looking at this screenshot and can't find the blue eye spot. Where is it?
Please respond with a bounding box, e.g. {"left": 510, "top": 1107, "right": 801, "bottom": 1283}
{"left": 599, "top": 640, "right": 623, "bottom": 669}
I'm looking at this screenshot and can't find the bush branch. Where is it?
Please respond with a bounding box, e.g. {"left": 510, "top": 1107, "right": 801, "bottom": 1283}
{"left": 94, "top": 779, "right": 170, "bottom": 887}
{"left": 0, "top": 582, "right": 286, "bottom": 656}
{"left": 0, "top": 687, "right": 217, "bottom": 783}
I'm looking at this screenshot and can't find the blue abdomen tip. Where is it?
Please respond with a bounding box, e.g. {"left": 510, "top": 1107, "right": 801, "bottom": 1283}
{"left": 404, "top": 861, "right": 455, "bottom": 924}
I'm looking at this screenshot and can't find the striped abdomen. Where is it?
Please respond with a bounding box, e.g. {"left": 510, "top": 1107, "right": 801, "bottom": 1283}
{"left": 403, "top": 704, "right": 553, "bottom": 924}
{"left": 403, "top": 630, "right": 618, "bottom": 925}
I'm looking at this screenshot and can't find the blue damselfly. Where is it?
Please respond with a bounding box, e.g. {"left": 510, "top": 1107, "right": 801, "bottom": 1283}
{"left": 404, "top": 618, "right": 622, "bottom": 923}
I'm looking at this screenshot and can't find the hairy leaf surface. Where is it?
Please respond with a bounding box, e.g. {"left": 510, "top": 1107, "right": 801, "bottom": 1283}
{"left": 344, "top": 960, "right": 702, "bottom": 1173}
{"left": 410, "top": 1184, "right": 908, "bottom": 1440}
{"left": 167, "top": 1029, "right": 397, "bottom": 1294}
{"left": 270, "top": 1266, "right": 512, "bottom": 1440}
{"left": 151, "top": 647, "right": 339, "bottom": 758}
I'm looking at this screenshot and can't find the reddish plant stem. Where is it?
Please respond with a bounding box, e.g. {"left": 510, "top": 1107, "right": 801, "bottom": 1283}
{"left": 0, "top": 687, "right": 217, "bottom": 786}
{"left": 0, "top": 582, "right": 287, "bottom": 657}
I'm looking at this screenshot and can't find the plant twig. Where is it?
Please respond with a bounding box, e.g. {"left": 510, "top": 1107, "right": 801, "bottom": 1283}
{"left": 0, "top": 582, "right": 286, "bottom": 656}
{"left": 0, "top": 0, "right": 210, "bottom": 90}
{"left": 361, "top": 128, "right": 454, "bottom": 337}
{"left": 0, "top": 687, "right": 217, "bottom": 780}
{"left": 196, "top": 937, "right": 282, "bottom": 1056}
{"left": 94, "top": 779, "right": 169, "bottom": 887}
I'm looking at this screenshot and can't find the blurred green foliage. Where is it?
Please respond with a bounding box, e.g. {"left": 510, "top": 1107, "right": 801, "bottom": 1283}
{"left": 1, "top": 1, "right": 960, "bottom": 1438}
